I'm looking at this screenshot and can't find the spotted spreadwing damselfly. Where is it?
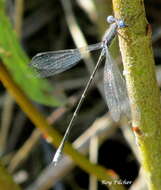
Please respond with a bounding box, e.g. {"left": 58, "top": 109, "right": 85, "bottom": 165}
{"left": 30, "top": 15, "right": 131, "bottom": 165}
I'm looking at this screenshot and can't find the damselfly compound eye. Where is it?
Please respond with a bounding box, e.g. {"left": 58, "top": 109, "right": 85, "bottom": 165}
{"left": 117, "top": 20, "right": 126, "bottom": 28}
{"left": 107, "top": 15, "right": 115, "bottom": 24}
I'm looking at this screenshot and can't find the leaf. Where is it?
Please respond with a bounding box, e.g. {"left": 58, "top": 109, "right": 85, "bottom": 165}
{"left": 0, "top": 2, "right": 64, "bottom": 107}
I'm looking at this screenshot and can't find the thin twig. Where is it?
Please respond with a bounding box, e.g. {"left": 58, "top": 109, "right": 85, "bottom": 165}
{"left": 89, "top": 135, "right": 98, "bottom": 190}
{"left": 14, "top": 0, "right": 24, "bottom": 36}
{"left": 7, "top": 111, "right": 26, "bottom": 152}
{"left": 76, "top": 0, "right": 97, "bottom": 22}
{"left": 0, "top": 94, "right": 14, "bottom": 153}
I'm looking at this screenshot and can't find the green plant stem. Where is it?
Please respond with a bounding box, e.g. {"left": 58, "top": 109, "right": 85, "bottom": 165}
{"left": 0, "top": 63, "right": 126, "bottom": 190}
{"left": 0, "top": 162, "right": 22, "bottom": 190}
{"left": 112, "top": 0, "right": 161, "bottom": 189}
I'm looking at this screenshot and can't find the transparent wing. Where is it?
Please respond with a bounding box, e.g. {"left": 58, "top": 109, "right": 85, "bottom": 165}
{"left": 104, "top": 48, "right": 131, "bottom": 121}
{"left": 30, "top": 42, "right": 103, "bottom": 77}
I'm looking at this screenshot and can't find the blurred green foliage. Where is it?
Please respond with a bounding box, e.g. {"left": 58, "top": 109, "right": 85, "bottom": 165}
{"left": 0, "top": 0, "right": 64, "bottom": 107}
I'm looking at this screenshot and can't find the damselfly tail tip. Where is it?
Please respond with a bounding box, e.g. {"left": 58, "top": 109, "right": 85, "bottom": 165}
{"left": 52, "top": 148, "right": 62, "bottom": 165}
{"left": 52, "top": 160, "right": 58, "bottom": 166}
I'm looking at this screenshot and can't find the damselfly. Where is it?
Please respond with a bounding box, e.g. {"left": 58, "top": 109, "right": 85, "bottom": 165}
{"left": 30, "top": 15, "right": 131, "bottom": 165}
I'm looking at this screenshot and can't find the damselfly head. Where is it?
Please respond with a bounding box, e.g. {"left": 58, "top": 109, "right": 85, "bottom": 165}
{"left": 107, "top": 15, "right": 126, "bottom": 29}
{"left": 107, "top": 15, "right": 115, "bottom": 24}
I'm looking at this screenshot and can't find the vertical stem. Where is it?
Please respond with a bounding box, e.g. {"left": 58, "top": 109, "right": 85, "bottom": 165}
{"left": 112, "top": 0, "right": 161, "bottom": 189}
{"left": 14, "top": 0, "right": 24, "bottom": 36}
{"left": 0, "top": 94, "right": 14, "bottom": 152}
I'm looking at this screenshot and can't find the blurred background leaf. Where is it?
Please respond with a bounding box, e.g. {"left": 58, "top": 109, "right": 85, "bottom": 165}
{"left": 0, "top": 0, "right": 64, "bottom": 107}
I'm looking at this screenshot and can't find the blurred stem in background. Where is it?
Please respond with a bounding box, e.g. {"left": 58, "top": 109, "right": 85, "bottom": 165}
{"left": 0, "top": 94, "right": 14, "bottom": 153}
{"left": 93, "top": 0, "right": 120, "bottom": 59}
{"left": 93, "top": 0, "right": 112, "bottom": 36}
{"left": 14, "top": 0, "right": 24, "bottom": 36}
